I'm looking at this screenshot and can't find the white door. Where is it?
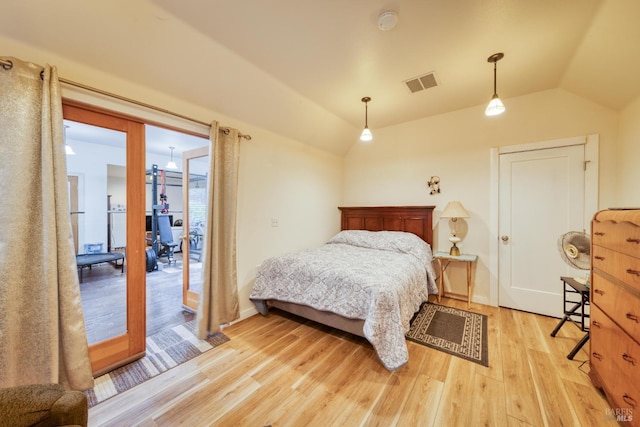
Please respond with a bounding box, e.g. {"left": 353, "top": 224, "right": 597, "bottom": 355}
{"left": 498, "top": 144, "right": 585, "bottom": 317}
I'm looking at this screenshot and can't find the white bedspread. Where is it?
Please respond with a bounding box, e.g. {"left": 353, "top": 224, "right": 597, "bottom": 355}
{"left": 249, "top": 230, "right": 438, "bottom": 370}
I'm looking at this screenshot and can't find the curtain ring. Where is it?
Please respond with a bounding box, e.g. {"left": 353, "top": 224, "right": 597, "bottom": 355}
{"left": 1, "top": 59, "right": 12, "bottom": 70}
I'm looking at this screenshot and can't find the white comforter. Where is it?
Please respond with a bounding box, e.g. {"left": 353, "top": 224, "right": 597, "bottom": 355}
{"left": 249, "top": 230, "right": 438, "bottom": 370}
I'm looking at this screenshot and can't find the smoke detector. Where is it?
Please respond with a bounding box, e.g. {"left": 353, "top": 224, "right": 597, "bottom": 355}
{"left": 378, "top": 11, "right": 398, "bottom": 31}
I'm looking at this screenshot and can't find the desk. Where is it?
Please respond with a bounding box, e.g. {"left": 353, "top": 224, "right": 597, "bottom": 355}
{"left": 550, "top": 276, "right": 590, "bottom": 360}
{"left": 433, "top": 251, "right": 478, "bottom": 308}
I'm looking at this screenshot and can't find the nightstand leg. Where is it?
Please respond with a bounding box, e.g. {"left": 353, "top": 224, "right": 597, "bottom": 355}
{"left": 438, "top": 260, "right": 443, "bottom": 303}
{"left": 466, "top": 261, "right": 471, "bottom": 309}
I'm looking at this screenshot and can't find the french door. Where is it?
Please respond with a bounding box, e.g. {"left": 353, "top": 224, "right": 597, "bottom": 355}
{"left": 181, "top": 146, "right": 209, "bottom": 310}
{"left": 63, "top": 101, "right": 146, "bottom": 376}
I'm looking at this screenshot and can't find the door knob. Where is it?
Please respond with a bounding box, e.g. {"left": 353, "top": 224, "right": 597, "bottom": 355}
{"left": 501, "top": 235, "right": 509, "bottom": 242}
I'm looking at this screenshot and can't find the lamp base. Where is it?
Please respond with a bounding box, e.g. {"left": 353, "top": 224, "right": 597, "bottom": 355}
{"left": 449, "top": 243, "right": 460, "bottom": 256}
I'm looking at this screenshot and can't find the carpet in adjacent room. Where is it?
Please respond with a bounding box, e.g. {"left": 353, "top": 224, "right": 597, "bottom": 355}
{"left": 85, "top": 320, "right": 229, "bottom": 407}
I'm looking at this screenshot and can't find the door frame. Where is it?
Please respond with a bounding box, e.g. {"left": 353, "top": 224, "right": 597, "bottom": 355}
{"left": 488, "top": 134, "right": 599, "bottom": 307}
{"left": 181, "top": 145, "right": 209, "bottom": 311}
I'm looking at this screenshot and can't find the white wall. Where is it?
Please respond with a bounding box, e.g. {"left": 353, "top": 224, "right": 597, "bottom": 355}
{"left": 618, "top": 95, "right": 640, "bottom": 206}
{"left": 66, "top": 142, "right": 128, "bottom": 253}
{"left": 237, "top": 133, "right": 343, "bottom": 317}
{"left": 107, "top": 173, "right": 127, "bottom": 249}
{"left": 343, "top": 88, "right": 619, "bottom": 305}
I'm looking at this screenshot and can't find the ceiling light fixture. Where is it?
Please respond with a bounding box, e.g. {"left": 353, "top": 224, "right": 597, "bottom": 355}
{"left": 360, "top": 97, "right": 373, "bottom": 142}
{"left": 166, "top": 146, "right": 178, "bottom": 170}
{"left": 63, "top": 124, "right": 75, "bottom": 155}
{"left": 485, "top": 52, "right": 505, "bottom": 116}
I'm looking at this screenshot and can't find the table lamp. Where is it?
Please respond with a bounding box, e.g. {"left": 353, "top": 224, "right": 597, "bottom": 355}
{"left": 440, "top": 201, "right": 470, "bottom": 256}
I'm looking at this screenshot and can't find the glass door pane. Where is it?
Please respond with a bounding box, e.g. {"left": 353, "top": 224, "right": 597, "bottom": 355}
{"left": 143, "top": 126, "right": 209, "bottom": 317}
{"left": 65, "top": 121, "right": 128, "bottom": 345}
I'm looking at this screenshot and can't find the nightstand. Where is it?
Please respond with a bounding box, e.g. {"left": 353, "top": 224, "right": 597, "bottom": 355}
{"left": 433, "top": 251, "right": 478, "bottom": 308}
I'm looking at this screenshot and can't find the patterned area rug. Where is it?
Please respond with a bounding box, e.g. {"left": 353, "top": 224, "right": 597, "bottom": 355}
{"left": 85, "top": 320, "right": 229, "bottom": 407}
{"left": 407, "top": 303, "right": 488, "bottom": 367}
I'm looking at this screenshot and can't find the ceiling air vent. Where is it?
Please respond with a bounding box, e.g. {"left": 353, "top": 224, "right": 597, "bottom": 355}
{"left": 403, "top": 72, "right": 438, "bottom": 93}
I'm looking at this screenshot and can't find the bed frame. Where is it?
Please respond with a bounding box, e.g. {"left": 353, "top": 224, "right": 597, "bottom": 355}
{"left": 266, "top": 206, "right": 435, "bottom": 338}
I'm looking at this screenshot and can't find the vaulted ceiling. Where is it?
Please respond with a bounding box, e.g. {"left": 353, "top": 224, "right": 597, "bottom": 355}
{"left": 1, "top": 0, "right": 639, "bottom": 155}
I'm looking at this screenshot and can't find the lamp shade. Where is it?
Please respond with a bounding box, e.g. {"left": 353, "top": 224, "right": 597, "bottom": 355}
{"left": 165, "top": 161, "right": 178, "bottom": 170}
{"left": 440, "top": 201, "right": 470, "bottom": 219}
{"left": 485, "top": 95, "right": 505, "bottom": 116}
{"left": 360, "top": 127, "right": 373, "bottom": 142}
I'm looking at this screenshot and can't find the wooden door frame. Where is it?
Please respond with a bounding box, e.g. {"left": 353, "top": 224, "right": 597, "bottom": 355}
{"left": 488, "top": 134, "right": 599, "bottom": 307}
{"left": 63, "top": 101, "right": 147, "bottom": 376}
{"left": 182, "top": 145, "right": 209, "bottom": 311}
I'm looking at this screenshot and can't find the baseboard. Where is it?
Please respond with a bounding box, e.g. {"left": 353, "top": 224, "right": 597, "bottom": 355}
{"left": 239, "top": 305, "right": 258, "bottom": 321}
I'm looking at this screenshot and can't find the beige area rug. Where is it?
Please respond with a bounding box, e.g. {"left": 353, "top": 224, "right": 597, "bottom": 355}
{"left": 407, "top": 302, "right": 489, "bottom": 367}
{"left": 84, "top": 320, "right": 229, "bottom": 407}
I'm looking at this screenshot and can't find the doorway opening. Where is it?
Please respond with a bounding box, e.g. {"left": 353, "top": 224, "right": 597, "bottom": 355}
{"left": 65, "top": 110, "right": 209, "bottom": 358}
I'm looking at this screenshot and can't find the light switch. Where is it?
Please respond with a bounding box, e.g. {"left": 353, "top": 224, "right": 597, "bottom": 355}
{"left": 271, "top": 217, "right": 279, "bottom": 227}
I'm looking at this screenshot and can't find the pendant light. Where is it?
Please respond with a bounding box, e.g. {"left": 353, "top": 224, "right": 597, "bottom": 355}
{"left": 485, "top": 52, "right": 505, "bottom": 116}
{"left": 63, "top": 124, "right": 75, "bottom": 155}
{"left": 166, "top": 146, "right": 178, "bottom": 170}
{"left": 360, "top": 96, "right": 373, "bottom": 142}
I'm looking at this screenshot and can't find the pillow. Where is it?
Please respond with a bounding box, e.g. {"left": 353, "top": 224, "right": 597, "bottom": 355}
{"left": 327, "top": 230, "right": 433, "bottom": 262}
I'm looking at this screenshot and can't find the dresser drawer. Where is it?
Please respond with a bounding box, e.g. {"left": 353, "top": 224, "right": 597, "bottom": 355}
{"left": 591, "top": 305, "right": 640, "bottom": 416}
{"left": 592, "top": 245, "right": 640, "bottom": 292}
{"left": 593, "top": 218, "right": 640, "bottom": 255}
{"left": 591, "top": 305, "right": 615, "bottom": 382}
{"left": 592, "top": 273, "right": 640, "bottom": 341}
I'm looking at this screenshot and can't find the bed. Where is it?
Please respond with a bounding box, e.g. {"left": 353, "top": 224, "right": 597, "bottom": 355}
{"left": 250, "top": 206, "right": 438, "bottom": 370}
{"left": 76, "top": 252, "right": 125, "bottom": 283}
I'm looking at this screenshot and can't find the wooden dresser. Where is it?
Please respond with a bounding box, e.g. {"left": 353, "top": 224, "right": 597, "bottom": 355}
{"left": 591, "top": 209, "right": 640, "bottom": 425}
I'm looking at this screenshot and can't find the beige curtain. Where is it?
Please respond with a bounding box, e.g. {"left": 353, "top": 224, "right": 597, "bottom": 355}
{"left": 0, "top": 57, "right": 93, "bottom": 390}
{"left": 196, "top": 121, "right": 241, "bottom": 338}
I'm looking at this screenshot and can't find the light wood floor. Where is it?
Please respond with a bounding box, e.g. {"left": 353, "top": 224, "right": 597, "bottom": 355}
{"left": 88, "top": 297, "right": 616, "bottom": 427}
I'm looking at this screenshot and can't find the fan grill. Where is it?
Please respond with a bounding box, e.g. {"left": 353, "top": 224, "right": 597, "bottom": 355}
{"left": 557, "top": 231, "right": 590, "bottom": 270}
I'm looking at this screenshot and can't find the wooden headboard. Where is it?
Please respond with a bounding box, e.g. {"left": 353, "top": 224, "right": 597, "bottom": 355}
{"left": 338, "top": 206, "right": 435, "bottom": 246}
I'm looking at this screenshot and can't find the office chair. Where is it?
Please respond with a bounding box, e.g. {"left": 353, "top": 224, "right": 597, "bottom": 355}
{"left": 157, "top": 214, "right": 178, "bottom": 265}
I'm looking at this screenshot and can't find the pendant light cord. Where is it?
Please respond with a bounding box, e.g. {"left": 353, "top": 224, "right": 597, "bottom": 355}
{"left": 365, "top": 101, "right": 369, "bottom": 127}
{"left": 493, "top": 61, "right": 498, "bottom": 96}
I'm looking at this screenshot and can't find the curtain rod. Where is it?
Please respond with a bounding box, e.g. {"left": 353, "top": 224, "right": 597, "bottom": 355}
{"left": 0, "top": 57, "right": 252, "bottom": 140}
